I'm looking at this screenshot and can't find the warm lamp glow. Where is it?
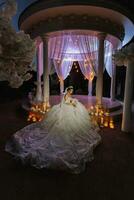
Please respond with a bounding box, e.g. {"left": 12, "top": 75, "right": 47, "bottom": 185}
{"left": 104, "top": 121, "right": 108, "bottom": 127}
{"left": 89, "top": 71, "right": 94, "bottom": 81}
{"left": 27, "top": 102, "right": 50, "bottom": 122}
{"left": 57, "top": 60, "right": 61, "bottom": 64}
{"left": 89, "top": 104, "right": 115, "bottom": 129}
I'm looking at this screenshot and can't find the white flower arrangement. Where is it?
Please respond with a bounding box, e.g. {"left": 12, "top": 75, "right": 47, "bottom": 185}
{"left": 0, "top": 0, "right": 35, "bottom": 88}
{"left": 113, "top": 43, "right": 134, "bottom": 66}
{"left": 0, "top": 0, "right": 17, "bottom": 19}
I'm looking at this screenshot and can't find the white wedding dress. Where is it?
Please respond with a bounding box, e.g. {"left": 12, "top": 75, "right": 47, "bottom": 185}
{"left": 5, "top": 95, "right": 101, "bottom": 174}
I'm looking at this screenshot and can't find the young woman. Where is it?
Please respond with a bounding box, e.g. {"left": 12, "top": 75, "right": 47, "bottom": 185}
{"left": 6, "top": 86, "right": 101, "bottom": 174}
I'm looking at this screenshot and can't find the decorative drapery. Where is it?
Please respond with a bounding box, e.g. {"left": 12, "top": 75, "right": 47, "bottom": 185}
{"left": 48, "top": 35, "right": 113, "bottom": 78}
{"left": 49, "top": 35, "right": 73, "bottom": 93}
{"left": 76, "top": 35, "right": 99, "bottom": 95}
{"left": 34, "top": 34, "right": 114, "bottom": 96}
{"left": 48, "top": 35, "right": 100, "bottom": 95}
{"left": 104, "top": 41, "right": 114, "bottom": 78}
{"left": 53, "top": 59, "right": 73, "bottom": 93}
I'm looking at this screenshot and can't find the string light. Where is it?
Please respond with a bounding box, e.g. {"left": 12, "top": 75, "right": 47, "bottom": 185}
{"left": 57, "top": 60, "right": 60, "bottom": 64}
{"left": 89, "top": 71, "right": 94, "bottom": 81}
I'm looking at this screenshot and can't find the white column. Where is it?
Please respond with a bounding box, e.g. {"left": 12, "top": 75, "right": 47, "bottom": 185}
{"left": 60, "top": 78, "right": 64, "bottom": 94}
{"left": 42, "top": 35, "right": 50, "bottom": 107}
{"left": 96, "top": 33, "right": 106, "bottom": 105}
{"left": 35, "top": 45, "right": 42, "bottom": 102}
{"left": 110, "top": 64, "right": 116, "bottom": 101}
{"left": 88, "top": 80, "right": 92, "bottom": 96}
{"left": 122, "top": 61, "right": 134, "bottom": 132}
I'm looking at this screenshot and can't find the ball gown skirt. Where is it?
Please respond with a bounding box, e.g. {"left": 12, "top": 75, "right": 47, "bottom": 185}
{"left": 5, "top": 97, "right": 101, "bottom": 174}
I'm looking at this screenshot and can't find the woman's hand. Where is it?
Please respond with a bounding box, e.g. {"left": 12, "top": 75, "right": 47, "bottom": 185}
{"left": 70, "top": 100, "right": 77, "bottom": 107}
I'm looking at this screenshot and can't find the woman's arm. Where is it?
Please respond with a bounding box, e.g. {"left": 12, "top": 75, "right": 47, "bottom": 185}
{"left": 64, "top": 95, "right": 76, "bottom": 107}
{"left": 70, "top": 99, "right": 77, "bottom": 107}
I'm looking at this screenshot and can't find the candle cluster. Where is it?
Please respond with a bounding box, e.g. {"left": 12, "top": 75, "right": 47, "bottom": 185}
{"left": 89, "top": 104, "right": 114, "bottom": 129}
{"left": 27, "top": 102, "right": 50, "bottom": 122}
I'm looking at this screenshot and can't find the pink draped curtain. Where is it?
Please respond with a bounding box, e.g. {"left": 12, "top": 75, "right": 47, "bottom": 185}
{"left": 49, "top": 35, "right": 73, "bottom": 93}
{"left": 34, "top": 35, "right": 114, "bottom": 95}
{"left": 76, "top": 35, "right": 99, "bottom": 95}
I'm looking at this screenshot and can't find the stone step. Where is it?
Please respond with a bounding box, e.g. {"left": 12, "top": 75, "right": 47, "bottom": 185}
{"left": 109, "top": 108, "right": 123, "bottom": 121}
{"left": 108, "top": 104, "right": 122, "bottom": 112}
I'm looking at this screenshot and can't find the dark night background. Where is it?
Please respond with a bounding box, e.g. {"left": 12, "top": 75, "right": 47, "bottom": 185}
{"left": 0, "top": 0, "right": 134, "bottom": 103}
{"left": 0, "top": 2, "right": 134, "bottom": 200}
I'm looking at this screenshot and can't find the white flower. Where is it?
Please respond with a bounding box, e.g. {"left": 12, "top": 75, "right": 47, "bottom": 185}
{"left": 0, "top": 5, "right": 35, "bottom": 88}
{"left": 23, "top": 73, "right": 33, "bottom": 81}
{"left": 114, "top": 43, "right": 134, "bottom": 66}
{"left": 1, "top": 0, "right": 17, "bottom": 19}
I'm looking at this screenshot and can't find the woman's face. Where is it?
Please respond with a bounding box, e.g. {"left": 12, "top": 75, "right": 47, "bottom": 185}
{"left": 68, "top": 89, "right": 73, "bottom": 95}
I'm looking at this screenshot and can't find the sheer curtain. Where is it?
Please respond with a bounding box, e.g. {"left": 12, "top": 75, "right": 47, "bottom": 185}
{"left": 84, "top": 36, "right": 99, "bottom": 75}
{"left": 104, "top": 42, "right": 116, "bottom": 100}
{"left": 48, "top": 34, "right": 114, "bottom": 96}
{"left": 104, "top": 41, "right": 114, "bottom": 78}
{"left": 77, "top": 35, "right": 99, "bottom": 95}
{"left": 49, "top": 35, "right": 73, "bottom": 93}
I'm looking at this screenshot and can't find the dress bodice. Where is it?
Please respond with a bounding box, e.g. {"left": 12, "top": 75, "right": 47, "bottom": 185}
{"left": 62, "top": 95, "right": 77, "bottom": 105}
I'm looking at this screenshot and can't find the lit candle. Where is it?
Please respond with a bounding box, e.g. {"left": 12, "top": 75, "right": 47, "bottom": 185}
{"left": 109, "top": 118, "right": 114, "bottom": 129}
{"left": 100, "top": 117, "right": 104, "bottom": 125}
{"left": 104, "top": 121, "right": 108, "bottom": 127}
{"left": 90, "top": 106, "right": 94, "bottom": 110}
{"left": 32, "top": 117, "right": 37, "bottom": 122}
{"left": 43, "top": 103, "right": 46, "bottom": 111}
{"left": 27, "top": 118, "right": 30, "bottom": 121}
{"left": 105, "top": 112, "right": 109, "bottom": 116}
{"left": 110, "top": 123, "right": 114, "bottom": 129}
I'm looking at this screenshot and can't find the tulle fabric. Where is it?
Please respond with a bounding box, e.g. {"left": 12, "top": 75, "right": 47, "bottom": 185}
{"left": 5, "top": 96, "right": 101, "bottom": 174}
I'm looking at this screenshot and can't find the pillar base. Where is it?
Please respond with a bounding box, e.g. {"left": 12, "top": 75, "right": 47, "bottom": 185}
{"left": 121, "top": 125, "right": 132, "bottom": 133}
{"left": 42, "top": 101, "right": 50, "bottom": 112}
{"left": 110, "top": 97, "right": 116, "bottom": 102}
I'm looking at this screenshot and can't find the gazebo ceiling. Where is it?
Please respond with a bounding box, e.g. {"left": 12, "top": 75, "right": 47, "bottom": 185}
{"left": 45, "top": 30, "right": 120, "bottom": 49}
{"left": 19, "top": 0, "right": 134, "bottom": 46}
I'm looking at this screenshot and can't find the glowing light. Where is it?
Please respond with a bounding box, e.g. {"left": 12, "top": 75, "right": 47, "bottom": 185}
{"left": 63, "top": 58, "right": 75, "bottom": 61}
{"left": 104, "top": 121, "right": 108, "bottom": 127}
{"left": 27, "top": 102, "right": 50, "bottom": 122}
{"left": 57, "top": 60, "right": 60, "bottom": 64}
{"left": 89, "top": 105, "right": 115, "bottom": 129}
{"left": 89, "top": 71, "right": 94, "bottom": 81}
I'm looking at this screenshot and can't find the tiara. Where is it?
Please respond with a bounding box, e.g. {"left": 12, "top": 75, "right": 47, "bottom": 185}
{"left": 64, "top": 86, "right": 73, "bottom": 93}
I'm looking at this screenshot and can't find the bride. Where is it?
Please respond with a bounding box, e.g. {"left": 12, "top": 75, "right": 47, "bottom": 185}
{"left": 5, "top": 86, "right": 101, "bottom": 174}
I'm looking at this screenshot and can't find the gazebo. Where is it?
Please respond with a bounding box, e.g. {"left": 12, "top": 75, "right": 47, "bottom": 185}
{"left": 19, "top": 0, "right": 134, "bottom": 131}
